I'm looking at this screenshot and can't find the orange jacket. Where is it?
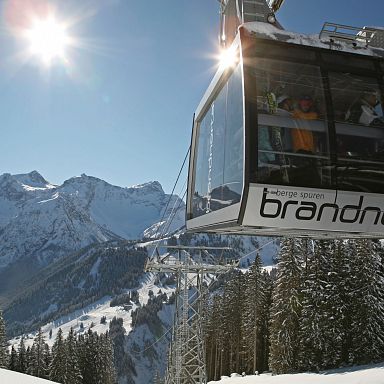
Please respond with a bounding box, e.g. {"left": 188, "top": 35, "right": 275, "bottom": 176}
{"left": 291, "top": 109, "right": 318, "bottom": 152}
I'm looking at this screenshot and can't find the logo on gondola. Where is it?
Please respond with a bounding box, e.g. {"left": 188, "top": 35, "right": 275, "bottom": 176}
{"left": 260, "top": 188, "right": 384, "bottom": 225}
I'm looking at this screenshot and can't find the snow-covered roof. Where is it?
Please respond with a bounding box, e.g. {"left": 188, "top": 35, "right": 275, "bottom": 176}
{"left": 243, "top": 22, "right": 384, "bottom": 58}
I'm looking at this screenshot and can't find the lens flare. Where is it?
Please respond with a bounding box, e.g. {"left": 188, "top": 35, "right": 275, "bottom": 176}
{"left": 219, "top": 46, "right": 238, "bottom": 70}
{"left": 2, "top": 0, "right": 114, "bottom": 75}
{"left": 25, "top": 16, "right": 70, "bottom": 66}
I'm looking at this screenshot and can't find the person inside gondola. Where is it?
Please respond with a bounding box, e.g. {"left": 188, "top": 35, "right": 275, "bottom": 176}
{"left": 273, "top": 94, "right": 294, "bottom": 158}
{"left": 346, "top": 89, "right": 384, "bottom": 127}
{"left": 342, "top": 90, "right": 384, "bottom": 158}
{"left": 292, "top": 95, "right": 318, "bottom": 152}
{"left": 276, "top": 95, "right": 295, "bottom": 116}
{"left": 290, "top": 95, "right": 320, "bottom": 186}
{"left": 258, "top": 94, "right": 294, "bottom": 184}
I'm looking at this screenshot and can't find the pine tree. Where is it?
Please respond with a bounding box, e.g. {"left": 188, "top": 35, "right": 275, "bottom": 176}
{"left": 349, "top": 239, "right": 384, "bottom": 363}
{"left": 0, "top": 309, "right": 8, "bottom": 369}
{"left": 221, "top": 270, "right": 246, "bottom": 375}
{"left": 204, "top": 270, "right": 247, "bottom": 380}
{"left": 65, "top": 328, "right": 82, "bottom": 384}
{"left": 25, "top": 345, "right": 32, "bottom": 373}
{"left": 17, "top": 336, "right": 27, "bottom": 373}
{"left": 28, "top": 328, "right": 49, "bottom": 378}
{"left": 79, "top": 329, "right": 98, "bottom": 384}
{"left": 109, "top": 317, "right": 135, "bottom": 380}
{"left": 79, "top": 329, "right": 116, "bottom": 384}
{"left": 298, "top": 239, "right": 331, "bottom": 371}
{"left": 258, "top": 269, "right": 274, "bottom": 373}
{"left": 322, "top": 239, "right": 348, "bottom": 368}
{"left": 97, "top": 332, "right": 117, "bottom": 384}
{"left": 205, "top": 294, "right": 225, "bottom": 381}
{"left": 44, "top": 343, "right": 52, "bottom": 378}
{"left": 269, "top": 238, "right": 302, "bottom": 374}
{"left": 242, "top": 254, "right": 265, "bottom": 374}
{"left": 8, "top": 346, "right": 18, "bottom": 371}
{"left": 50, "top": 328, "right": 67, "bottom": 383}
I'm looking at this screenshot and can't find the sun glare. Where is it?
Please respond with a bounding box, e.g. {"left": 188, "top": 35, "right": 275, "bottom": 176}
{"left": 219, "top": 46, "right": 238, "bottom": 70}
{"left": 26, "top": 16, "right": 70, "bottom": 66}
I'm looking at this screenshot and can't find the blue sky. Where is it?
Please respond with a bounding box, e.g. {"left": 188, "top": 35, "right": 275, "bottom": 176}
{"left": 0, "top": 0, "right": 383, "bottom": 193}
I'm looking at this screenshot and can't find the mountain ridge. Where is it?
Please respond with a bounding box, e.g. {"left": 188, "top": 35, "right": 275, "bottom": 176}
{"left": 0, "top": 171, "right": 184, "bottom": 306}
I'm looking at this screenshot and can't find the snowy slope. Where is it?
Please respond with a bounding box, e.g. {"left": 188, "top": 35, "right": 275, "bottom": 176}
{"left": 9, "top": 271, "right": 173, "bottom": 349}
{"left": 0, "top": 171, "right": 184, "bottom": 269}
{"left": 0, "top": 369, "right": 58, "bottom": 383}
{"left": 125, "top": 303, "right": 174, "bottom": 384}
{"left": 9, "top": 271, "right": 175, "bottom": 383}
{"left": 207, "top": 363, "right": 384, "bottom": 383}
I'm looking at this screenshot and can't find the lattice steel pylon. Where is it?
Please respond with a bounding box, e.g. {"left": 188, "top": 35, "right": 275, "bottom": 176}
{"left": 145, "top": 245, "right": 236, "bottom": 384}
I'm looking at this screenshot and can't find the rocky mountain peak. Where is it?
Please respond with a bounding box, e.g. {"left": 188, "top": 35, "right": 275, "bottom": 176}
{"left": 0, "top": 171, "right": 185, "bottom": 270}
{"left": 13, "top": 170, "right": 51, "bottom": 188}
{"left": 130, "top": 180, "right": 164, "bottom": 194}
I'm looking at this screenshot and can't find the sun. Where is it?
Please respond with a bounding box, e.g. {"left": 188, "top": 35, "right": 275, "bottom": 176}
{"left": 25, "top": 15, "right": 70, "bottom": 66}
{"left": 218, "top": 45, "right": 238, "bottom": 70}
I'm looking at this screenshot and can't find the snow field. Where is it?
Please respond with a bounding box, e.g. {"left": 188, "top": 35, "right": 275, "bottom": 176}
{"left": 207, "top": 363, "right": 384, "bottom": 383}
{"left": 0, "top": 368, "right": 58, "bottom": 383}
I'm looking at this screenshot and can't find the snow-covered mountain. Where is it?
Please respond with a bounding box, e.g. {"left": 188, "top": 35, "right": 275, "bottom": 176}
{"left": 0, "top": 171, "right": 184, "bottom": 270}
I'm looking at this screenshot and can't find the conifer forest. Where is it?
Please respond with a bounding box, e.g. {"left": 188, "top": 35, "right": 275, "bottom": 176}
{"left": 0, "top": 311, "right": 125, "bottom": 384}
{"left": 204, "top": 239, "right": 384, "bottom": 381}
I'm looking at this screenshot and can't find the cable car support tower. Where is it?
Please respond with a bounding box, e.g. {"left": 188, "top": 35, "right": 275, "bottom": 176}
{"left": 145, "top": 245, "right": 236, "bottom": 384}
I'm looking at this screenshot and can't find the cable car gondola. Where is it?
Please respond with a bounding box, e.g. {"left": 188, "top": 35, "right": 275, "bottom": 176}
{"left": 186, "top": 0, "right": 384, "bottom": 238}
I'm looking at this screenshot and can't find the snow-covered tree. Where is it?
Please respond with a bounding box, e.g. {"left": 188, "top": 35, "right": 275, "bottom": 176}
{"left": 25, "top": 346, "right": 32, "bottom": 372}
{"left": 109, "top": 317, "right": 135, "bottom": 381}
{"left": 65, "top": 328, "right": 82, "bottom": 384}
{"left": 242, "top": 254, "right": 265, "bottom": 373}
{"left": 28, "top": 328, "right": 49, "bottom": 378}
{"left": 321, "top": 239, "right": 349, "bottom": 368}
{"left": 349, "top": 239, "right": 384, "bottom": 364}
{"left": 8, "top": 346, "right": 17, "bottom": 371}
{"left": 258, "top": 269, "right": 274, "bottom": 373}
{"left": 269, "top": 238, "right": 302, "bottom": 374}
{"left": 78, "top": 329, "right": 98, "bottom": 384}
{"left": 78, "top": 329, "right": 116, "bottom": 384}
{"left": 222, "top": 270, "right": 246, "bottom": 375}
{"left": 97, "top": 332, "right": 117, "bottom": 384}
{"left": 50, "top": 328, "right": 67, "bottom": 382}
{"left": 205, "top": 294, "right": 225, "bottom": 381}
{"left": 205, "top": 269, "right": 248, "bottom": 379}
{"left": 17, "top": 336, "right": 27, "bottom": 373}
{"left": 298, "top": 240, "right": 332, "bottom": 371}
{"left": 0, "top": 309, "right": 8, "bottom": 369}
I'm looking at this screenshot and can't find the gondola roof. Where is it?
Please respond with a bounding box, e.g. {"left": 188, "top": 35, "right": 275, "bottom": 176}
{"left": 243, "top": 22, "right": 384, "bottom": 58}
